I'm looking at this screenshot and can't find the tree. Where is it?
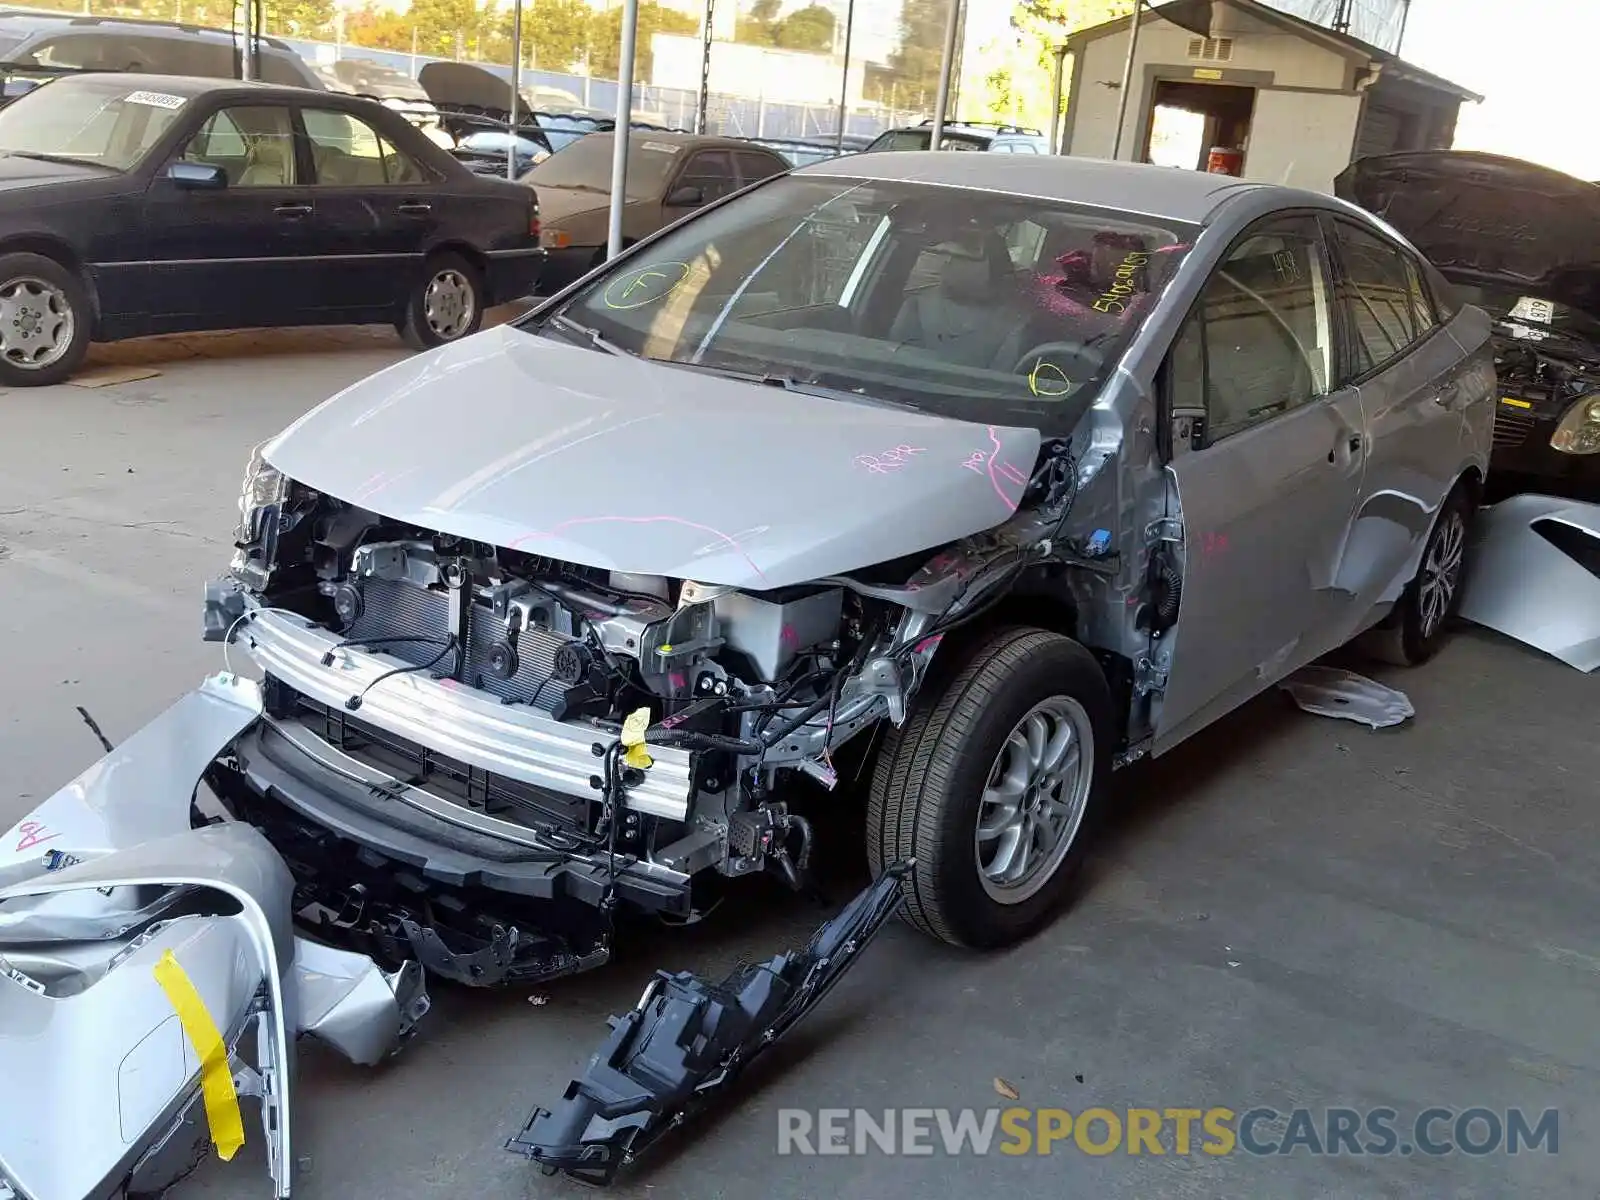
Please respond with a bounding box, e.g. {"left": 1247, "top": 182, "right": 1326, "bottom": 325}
{"left": 586, "top": 1, "right": 697, "bottom": 80}
{"left": 260, "top": 0, "right": 333, "bottom": 38}
{"left": 878, "top": 0, "right": 959, "bottom": 112}
{"left": 1007, "top": 0, "right": 1132, "bottom": 128}
{"left": 734, "top": 0, "right": 782, "bottom": 44}
{"left": 343, "top": 4, "right": 416, "bottom": 52}
{"left": 772, "top": 2, "right": 834, "bottom": 51}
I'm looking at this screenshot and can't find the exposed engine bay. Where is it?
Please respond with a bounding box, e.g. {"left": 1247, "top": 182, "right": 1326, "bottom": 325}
{"left": 203, "top": 432, "right": 1127, "bottom": 988}
{"left": 1491, "top": 321, "right": 1600, "bottom": 457}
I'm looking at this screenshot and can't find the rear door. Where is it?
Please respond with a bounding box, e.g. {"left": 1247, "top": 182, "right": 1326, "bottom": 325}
{"left": 734, "top": 149, "right": 789, "bottom": 188}
{"left": 140, "top": 100, "right": 316, "bottom": 331}
{"left": 1155, "top": 213, "right": 1367, "bottom": 751}
{"left": 296, "top": 104, "right": 434, "bottom": 317}
{"left": 1322, "top": 215, "right": 1485, "bottom": 623}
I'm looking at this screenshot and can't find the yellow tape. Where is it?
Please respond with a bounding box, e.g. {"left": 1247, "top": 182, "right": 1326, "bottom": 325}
{"left": 620, "top": 707, "right": 654, "bottom": 770}
{"left": 153, "top": 948, "right": 246, "bottom": 1162}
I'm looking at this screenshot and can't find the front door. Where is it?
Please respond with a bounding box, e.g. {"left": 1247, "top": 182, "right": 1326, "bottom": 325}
{"left": 295, "top": 105, "right": 433, "bottom": 317}
{"left": 140, "top": 102, "right": 314, "bottom": 331}
{"left": 1155, "top": 213, "right": 1367, "bottom": 752}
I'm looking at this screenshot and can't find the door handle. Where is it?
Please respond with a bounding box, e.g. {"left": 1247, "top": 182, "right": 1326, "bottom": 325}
{"left": 274, "top": 203, "right": 312, "bottom": 218}
{"left": 397, "top": 202, "right": 432, "bottom": 216}
{"left": 1433, "top": 380, "right": 1461, "bottom": 406}
{"left": 1329, "top": 433, "right": 1362, "bottom": 463}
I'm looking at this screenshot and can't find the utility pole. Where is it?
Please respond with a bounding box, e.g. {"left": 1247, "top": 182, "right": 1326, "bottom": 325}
{"left": 834, "top": 0, "right": 855, "bottom": 152}
{"left": 928, "top": 0, "right": 961, "bottom": 149}
{"left": 695, "top": 0, "right": 714, "bottom": 133}
{"left": 1110, "top": 0, "right": 1143, "bottom": 160}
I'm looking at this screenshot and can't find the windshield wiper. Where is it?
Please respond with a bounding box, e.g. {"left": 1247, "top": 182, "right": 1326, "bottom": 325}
{"left": 3, "top": 150, "right": 115, "bottom": 170}
{"left": 663, "top": 360, "right": 923, "bottom": 410}
{"left": 546, "top": 312, "right": 624, "bottom": 355}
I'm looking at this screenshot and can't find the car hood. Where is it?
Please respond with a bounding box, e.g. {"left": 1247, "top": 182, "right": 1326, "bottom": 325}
{"left": 0, "top": 152, "right": 114, "bottom": 190}
{"left": 1334, "top": 151, "right": 1600, "bottom": 315}
{"left": 262, "top": 324, "right": 1043, "bottom": 590}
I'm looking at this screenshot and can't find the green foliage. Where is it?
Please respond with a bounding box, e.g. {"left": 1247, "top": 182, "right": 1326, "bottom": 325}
{"left": 585, "top": 2, "right": 698, "bottom": 79}
{"left": 736, "top": 0, "right": 835, "bottom": 53}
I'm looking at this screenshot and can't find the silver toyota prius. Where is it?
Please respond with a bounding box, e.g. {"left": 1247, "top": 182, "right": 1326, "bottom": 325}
{"left": 7, "top": 155, "right": 1497, "bottom": 1065}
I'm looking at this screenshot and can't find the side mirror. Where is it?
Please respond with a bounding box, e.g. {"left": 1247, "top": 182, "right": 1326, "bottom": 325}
{"left": 664, "top": 184, "right": 704, "bottom": 208}
{"left": 167, "top": 160, "right": 228, "bottom": 190}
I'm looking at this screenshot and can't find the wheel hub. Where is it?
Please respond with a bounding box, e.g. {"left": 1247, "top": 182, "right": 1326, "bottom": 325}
{"left": 0, "top": 275, "right": 73, "bottom": 369}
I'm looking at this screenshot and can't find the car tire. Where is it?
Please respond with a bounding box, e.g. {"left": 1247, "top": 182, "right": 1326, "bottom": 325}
{"left": 0, "top": 252, "right": 91, "bottom": 387}
{"left": 866, "top": 626, "right": 1113, "bottom": 950}
{"left": 1361, "top": 483, "right": 1474, "bottom": 667}
{"left": 399, "top": 253, "right": 485, "bottom": 350}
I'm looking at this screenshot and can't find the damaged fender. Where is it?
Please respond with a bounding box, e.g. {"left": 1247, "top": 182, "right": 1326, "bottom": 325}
{"left": 0, "top": 674, "right": 429, "bottom": 1200}
{"left": 1459, "top": 495, "right": 1600, "bottom": 672}
{"left": 506, "top": 862, "right": 910, "bottom": 1185}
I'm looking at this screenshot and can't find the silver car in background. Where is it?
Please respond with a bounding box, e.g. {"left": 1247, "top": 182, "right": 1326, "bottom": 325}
{"left": 161, "top": 153, "right": 1496, "bottom": 982}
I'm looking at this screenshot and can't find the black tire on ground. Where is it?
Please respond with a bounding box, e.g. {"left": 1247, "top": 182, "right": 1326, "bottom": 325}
{"left": 399, "top": 252, "right": 486, "bottom": 350}
{"left": 1360, "top": 482, "right": 1475, "bottom": 667}
{"left": 0, "top": 251, "right": 91, "bottom": 387}
{"left": 867, "top": 626, "right": 1115, "bottom": 950}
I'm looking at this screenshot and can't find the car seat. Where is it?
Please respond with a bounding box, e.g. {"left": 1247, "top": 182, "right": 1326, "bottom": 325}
{"left": 239, "top": 137, "right": 292, "bottom": 186}
{"left": 888, "top": 231, "right": 1022, "bottom": 369}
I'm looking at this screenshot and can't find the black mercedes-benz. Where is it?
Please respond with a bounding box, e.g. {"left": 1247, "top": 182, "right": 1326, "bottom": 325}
{"left": 0, "top": 73, "right": 544, "bottom": 386}
{"left": 1337, "top": 150, "right": 1600, "bottom": 496}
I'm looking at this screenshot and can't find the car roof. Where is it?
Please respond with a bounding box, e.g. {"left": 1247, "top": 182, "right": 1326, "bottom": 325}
{"left": 589, "top": 130, "right": 777, "bottom": 153}
{"left": 0, "top": 10, "right": 298, "bottom": 50}
{"left": 37, "top": 72, "right": 314, "bottom": 101}
{"left": 796, "top": 152, "right": 1275, "bottom": 225}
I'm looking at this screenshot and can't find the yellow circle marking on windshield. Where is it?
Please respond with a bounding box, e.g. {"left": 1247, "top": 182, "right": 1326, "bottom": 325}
{"left": 603, "top": 262, "right": 691, "bottom": 310}
{"left": 1029, "top": 360, "right": 1072, "bottom": 397}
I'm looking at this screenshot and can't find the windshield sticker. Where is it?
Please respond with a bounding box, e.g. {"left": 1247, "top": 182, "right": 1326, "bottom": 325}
{"left": 641, "top": 141, "right": 681, "bottom": 154}
{"left": 1510, "top": 296, "right": 1555, "bottom": 324}
{"left": 1027, "top": 360, "right": 1072, "bottom": 398}
{"left": 602, "top": 262, "right": 690, "bottom": 310}
{"left": 125, "top": 90, "right": 186, "bottom": 110}
{"left": 853, "top": 444, "right": 924, "bottom": 475}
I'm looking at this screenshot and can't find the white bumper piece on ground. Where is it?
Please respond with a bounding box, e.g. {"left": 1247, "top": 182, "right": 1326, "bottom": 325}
{"left": 1459, "top": 494, "right": 1600, "bottom": 673}
{"left": 0, "top": 674, "right": 429, "bottom": 1200}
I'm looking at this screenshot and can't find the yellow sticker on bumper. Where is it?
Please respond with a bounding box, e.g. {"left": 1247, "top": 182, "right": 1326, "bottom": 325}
{"left": 153, "top": 948, "right": 246, "bottom": 1162}
{"left": 1500, "top": 396, "right": 1533, "bottom": 409}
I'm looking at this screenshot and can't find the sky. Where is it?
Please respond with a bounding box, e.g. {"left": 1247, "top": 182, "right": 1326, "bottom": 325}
{"left": 1399, "top": 0, "right": 1597, "bottom": 179}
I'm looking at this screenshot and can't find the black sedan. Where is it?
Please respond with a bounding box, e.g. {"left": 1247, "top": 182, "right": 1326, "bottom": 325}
{"left": 0, "top": 73, "right": 544, "bottom": 385}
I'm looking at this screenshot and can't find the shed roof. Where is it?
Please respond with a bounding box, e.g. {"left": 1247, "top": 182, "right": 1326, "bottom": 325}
{"left": 1061, "top": 0, "right": 1484, "bottom": 104}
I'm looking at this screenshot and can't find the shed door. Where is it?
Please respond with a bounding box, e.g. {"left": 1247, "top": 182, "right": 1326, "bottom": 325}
{"left": 1241, "top": 90, "right": 1364, "bottom": 192}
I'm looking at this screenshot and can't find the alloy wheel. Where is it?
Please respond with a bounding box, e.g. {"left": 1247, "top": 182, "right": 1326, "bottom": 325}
{"left": 1418, "top": 508, "right": 1466, "bottom": 639}
{"left": 974, "top": 696, "right": 1095, "bottom": 904}
{"left": 423, "top": 269, "right": 475, "bottom": 341}
{"left": 0, "top": 276, "right": 74, "bottom": 370}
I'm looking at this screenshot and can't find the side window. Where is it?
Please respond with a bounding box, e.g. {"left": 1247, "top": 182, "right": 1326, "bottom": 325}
{"left": 259, "top": 52, "right": 312, "bottom": 88}
{"left": 735, "top": 151, "right": 786, "bottom": 186}
{"left": 1002, "top": 218, "right": 1047, "bottom": 268}
{"left": 303, "top": 109, "right": 422, "bottom": 185}
{"left": 1169, "top": 216, "right": 1336, "bottom": 447}
{"left": 181, "top": 106, "right": 296, "bottom": 186}
{"left": 1403, "top": 255, "right": 1439, "bottom": 335}
{"left": 1333, "top": 220, "right": 1422, "bottom": 376}
{"left": 674, "top": 150, "right": 738, "bottom": 205}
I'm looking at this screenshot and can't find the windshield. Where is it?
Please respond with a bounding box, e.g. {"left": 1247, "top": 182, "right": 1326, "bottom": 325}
{"left": 1454, "top": 284, "right": 1600, "bottom": 343}
{"left": 524, "top": 133, "right": 683, "bottom": 199}
{"left": 541, "top": 174, "right": 1192, "bottom": 425}
{"left": 0, "top": 76, "right": 185, "bottom": 170}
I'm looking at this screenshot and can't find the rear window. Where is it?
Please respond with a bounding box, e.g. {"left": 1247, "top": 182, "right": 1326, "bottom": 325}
{"left": 524, "top": 133, "right": 682, "bottom": 200}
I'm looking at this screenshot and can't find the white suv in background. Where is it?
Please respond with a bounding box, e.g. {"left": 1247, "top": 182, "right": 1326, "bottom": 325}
{"left": 863, "top": 120, "right": 1050, "bottom": 154}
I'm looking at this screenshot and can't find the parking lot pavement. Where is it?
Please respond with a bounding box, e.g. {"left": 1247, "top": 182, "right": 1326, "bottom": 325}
{"left": 2, "top": 329, "right": 1597, "bottom": 1200}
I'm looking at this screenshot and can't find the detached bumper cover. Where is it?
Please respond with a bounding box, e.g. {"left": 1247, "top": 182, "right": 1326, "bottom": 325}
{"left": 505, "top": 863, "right": 910, "bottom": 1185}
{"left": 1460, "top": 494, "right": 1600, "bottom": 671}
{"left": 0, "top": 675, "right": 427, "bottom": 1200}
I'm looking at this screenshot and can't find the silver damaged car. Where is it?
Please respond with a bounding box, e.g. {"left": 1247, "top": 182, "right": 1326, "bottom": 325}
{"left": 192, "top": 152, "right": 1495, "bottom": 983}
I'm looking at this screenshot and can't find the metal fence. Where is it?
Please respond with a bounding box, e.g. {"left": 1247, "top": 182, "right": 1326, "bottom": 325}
{"left": 277, "top": 35, "right": 920, "bottom": 143}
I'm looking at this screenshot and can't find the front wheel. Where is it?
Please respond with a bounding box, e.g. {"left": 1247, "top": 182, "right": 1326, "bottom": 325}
{"left": 0, "top": 252, "right": 90, "bottom": 386}
{"left": 866, "top": 627, "right": 1114, "bottom": 949}
{"left": 399, "top": 253, "right": 485, "bottom": 350}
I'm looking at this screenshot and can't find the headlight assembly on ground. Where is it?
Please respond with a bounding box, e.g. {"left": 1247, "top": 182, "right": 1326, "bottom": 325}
{"left": 775, "top": 1106, "right": 1560, "bottom": 1157}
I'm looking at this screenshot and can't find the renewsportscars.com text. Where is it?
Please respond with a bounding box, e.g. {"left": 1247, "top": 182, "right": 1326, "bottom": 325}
{"left": 777, "top": 1106, "right": 1559, "bottom": 1157}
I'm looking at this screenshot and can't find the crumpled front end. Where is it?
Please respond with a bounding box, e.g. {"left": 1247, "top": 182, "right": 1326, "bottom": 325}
{"left": 0, "top": 675, "right": 428, "bottom": 1200}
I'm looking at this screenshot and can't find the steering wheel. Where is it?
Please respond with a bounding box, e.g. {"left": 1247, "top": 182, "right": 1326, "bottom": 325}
{"left": 1010, "top": 341, "right": 1105, "bottom": 397}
